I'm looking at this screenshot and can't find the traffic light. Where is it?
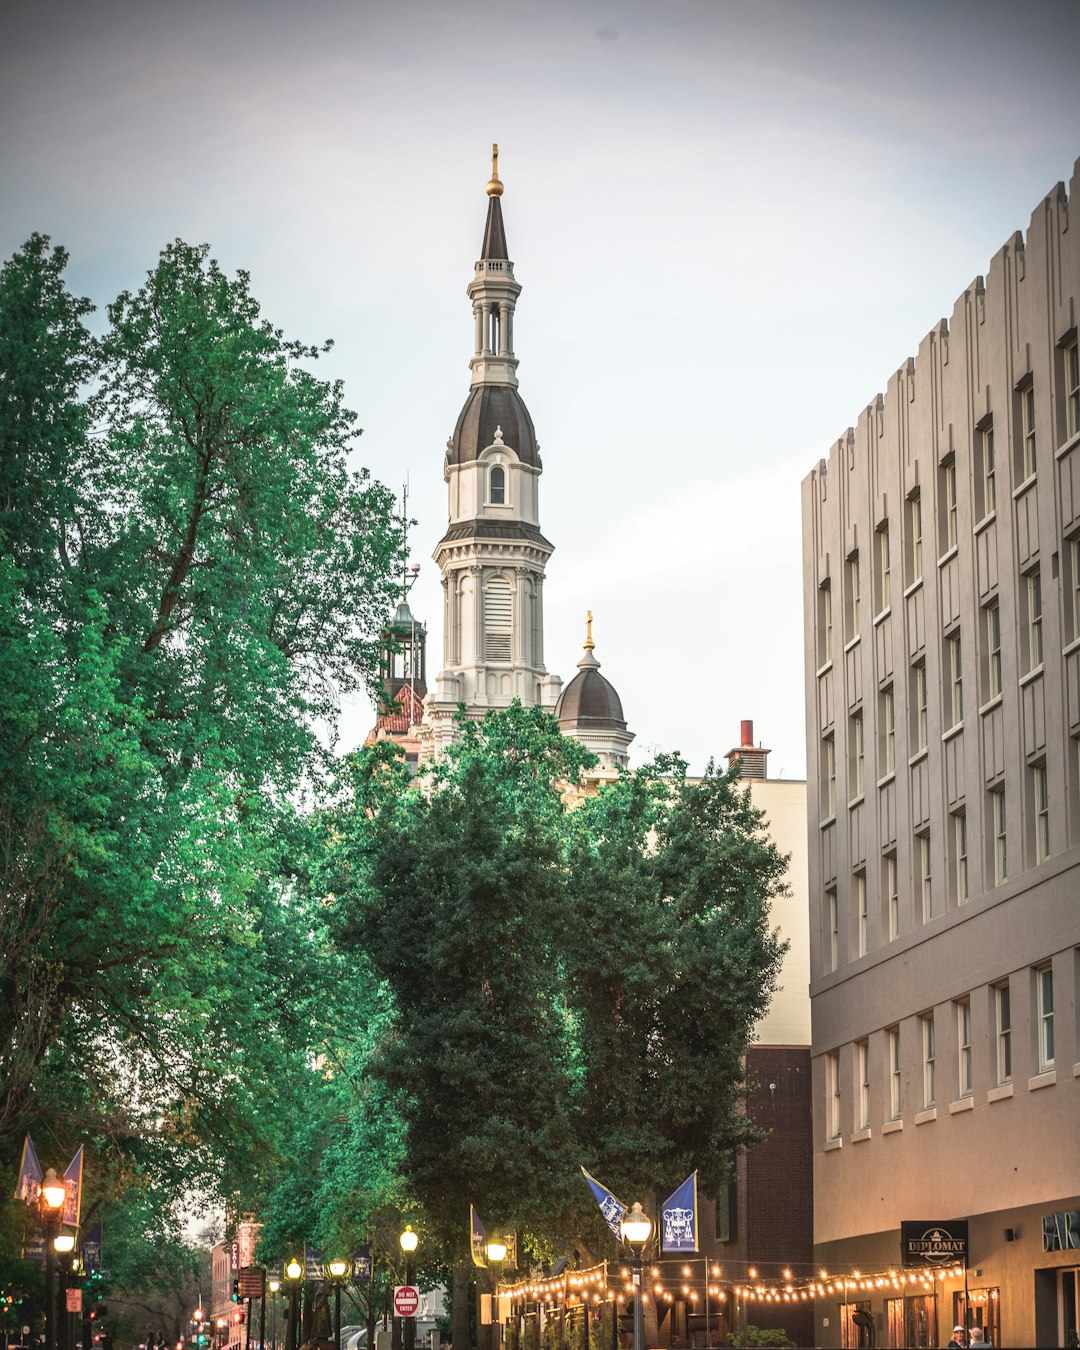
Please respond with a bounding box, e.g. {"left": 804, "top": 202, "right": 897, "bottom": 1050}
{"left": 232, "top": 1311, "right": 245, "bottom": 1327}
{"left": 231, "top": 1280, "right": 239, "bottom": 1303}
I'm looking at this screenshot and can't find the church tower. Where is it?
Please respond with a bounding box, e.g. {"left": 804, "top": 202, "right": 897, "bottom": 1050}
{"left": 421, "top": 147, "right": 562, "bottom": 756}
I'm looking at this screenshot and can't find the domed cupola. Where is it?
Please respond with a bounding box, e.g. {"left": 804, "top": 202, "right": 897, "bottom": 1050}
{"left": 556, "top": 614, "right": 634, "bottom": 771}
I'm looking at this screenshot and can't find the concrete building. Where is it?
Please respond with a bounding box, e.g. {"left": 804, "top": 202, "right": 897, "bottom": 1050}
{"left": 801, "top": 163, "right": 1080, "bottom": 1348}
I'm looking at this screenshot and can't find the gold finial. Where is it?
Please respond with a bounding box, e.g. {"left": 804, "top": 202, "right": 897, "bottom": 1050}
{"left": 584, "top": 610, "right": 594, "bottom": 651}
{"left": 486, "top": 142, "right": 503, "bottom": 197}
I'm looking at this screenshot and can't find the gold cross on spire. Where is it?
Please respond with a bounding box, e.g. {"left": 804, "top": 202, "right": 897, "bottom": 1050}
{"left": 487, "top": 142, "right": 503, "bottom": 197}
{"left": 585, "top": 610, "right": 595, "bottom": 651}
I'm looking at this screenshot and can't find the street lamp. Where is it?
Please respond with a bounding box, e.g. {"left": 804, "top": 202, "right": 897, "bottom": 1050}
{"left": 41, "top": 1169, "right": 67, "bottom": 1350}
{"left": 485, "top": 1240, "right": 506, "bottom": 1350}
{"left": 620, "top": 1204, "right": 653, "bottom": 1350}
{"left": 399, "top": 1229, "right": 419, "bottom": 1350}
{"left": 267, "top": 1282, "right": 280, "bottom": 1350}
{"left": 328, "top": 1262, "right": 348, "bottom": 1350}
{"left": 54, "top": 1235, "right": 76, "bottom": 1350}
{"left": 284, "top": 1260, "right": 303, "bottom": 1350}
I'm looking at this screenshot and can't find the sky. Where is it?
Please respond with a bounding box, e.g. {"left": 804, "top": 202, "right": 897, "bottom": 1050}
{"left": 3, "top": 0, "right": 1079, "bottom": 779}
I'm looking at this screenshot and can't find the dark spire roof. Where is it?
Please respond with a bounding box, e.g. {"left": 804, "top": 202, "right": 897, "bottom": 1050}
{"left": 447, "top": 384, "right": 539, "bottom": 467}
{"left": 481, "top": 194, "right": 508, "bottom": 261}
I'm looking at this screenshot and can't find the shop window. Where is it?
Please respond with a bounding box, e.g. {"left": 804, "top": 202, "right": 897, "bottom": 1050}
{"left": 954, "top": 1288, "right": 1000, "bottom": 1349}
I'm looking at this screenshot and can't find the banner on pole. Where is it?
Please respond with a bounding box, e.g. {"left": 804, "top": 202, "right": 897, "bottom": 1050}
{"left": 660, "top": 1172, "right": 698, "bottom": 1253}
{"left": 13, "top": 1135, "right": 43, "bottom": 1203}
{"left": 470, "top": 1206, "right": 487, "bottom": 1268}
{"left": 351, "top": 1246, "right": 372, "bottom": 1285}
{"left": 580, "top": 1167, "right": 627, "bottom": 1241}
{"left": 82, "top": 1222, "right": 102, "bottom": 1272}
{"left": 62, "top": 1146, "right": 84, "bottom": 1228}
{"left": 304, "top": 1245, "right": 325, "bottom": 1281}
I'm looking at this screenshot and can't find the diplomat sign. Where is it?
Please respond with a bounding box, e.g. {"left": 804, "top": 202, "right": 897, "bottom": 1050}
{"left": 901, "top": 1220, "right": 969, "bottom": 1267}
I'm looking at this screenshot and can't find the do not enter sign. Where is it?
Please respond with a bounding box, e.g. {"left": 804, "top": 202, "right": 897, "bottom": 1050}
{"left": 393, "top": 1286, "right": 419, "bottom": 1318}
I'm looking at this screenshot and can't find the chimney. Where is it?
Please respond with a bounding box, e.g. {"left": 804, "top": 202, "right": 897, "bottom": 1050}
{"left": 726, "top": 719, "right": 770, "bottom": 780}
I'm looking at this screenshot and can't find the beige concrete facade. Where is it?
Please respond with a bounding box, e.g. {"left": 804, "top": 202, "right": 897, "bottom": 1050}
{"left": 801, "top": 161, "right": 1080, "bottom": 1348}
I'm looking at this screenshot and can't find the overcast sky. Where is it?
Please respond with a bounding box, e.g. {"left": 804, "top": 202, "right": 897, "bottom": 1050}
{"left": 3, "top": 0, "right": 1078, "bottom": 778}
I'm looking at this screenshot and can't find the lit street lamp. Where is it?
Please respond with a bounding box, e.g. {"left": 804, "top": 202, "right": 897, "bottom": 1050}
{"left": 620, "top": 1204, "right": 653, "bottom": 1350}
{"left": 328, "top": 1262, "right": 348, "bottom": 1350}
{"left": 268, "top": 1281, "right": 280, "bottom": 1350}
{"left": 54, "top": 1234, "right": 76, "bottom": 1350}
{"left": 41, "top": 1169, "right": 67, "bottom": 1350}
{"left": 284, "top": 1260, "right": 303, "bottom": 1350}
{"left": 485, "top": 1240, "right": 506, "bottom": 1350}
{"left": 399, "top": 1228, "right": 419, "bottom": 1350}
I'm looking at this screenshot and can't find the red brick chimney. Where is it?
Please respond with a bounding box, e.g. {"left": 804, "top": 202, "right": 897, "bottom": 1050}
{"left": 726, "top": 719, "right": 770, "bottom": 780}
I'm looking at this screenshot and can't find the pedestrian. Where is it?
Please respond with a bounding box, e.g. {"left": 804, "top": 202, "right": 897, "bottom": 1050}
{"left": 947, "top": 1326, "right": 966, "bottom": 1348}
{"left": 969, "top": 1329, "right": 986, "bottom": 1346}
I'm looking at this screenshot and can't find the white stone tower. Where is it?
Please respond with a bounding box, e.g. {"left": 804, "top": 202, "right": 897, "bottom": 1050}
{"left": 421, "top": 147, "right": 562, "bottom": 756}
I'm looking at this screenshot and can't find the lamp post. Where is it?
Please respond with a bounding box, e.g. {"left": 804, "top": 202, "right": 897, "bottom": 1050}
{"left": 327, "top": 1263, "right": 348, "bottom": 1350}
{"left": 54, "top": 1235, "right": 76, "bottom": 1350}
{"left": 41, "top": 1169, "right": 67, "bottom": 1350}
{"left": 284, "top": 1261, "right": 303, "bottom": 1350}
{"left": 484, "top": 1240, "right": 506, "bottom": 1350}
{"left": 268, "top": 1282, "right": 279, "bottom": 1350}
{"left": 620, "top": 1204, "right": 653, "bottom": 1350}
{"left": 398, "top": 1229, "right": 418, "bottom": 1350}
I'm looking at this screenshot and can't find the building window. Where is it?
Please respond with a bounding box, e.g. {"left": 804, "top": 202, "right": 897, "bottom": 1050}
{"left": 1020, "top": 383, "right": 1037, "bottom": 481}
{"left": 991, "top": 788, "right": 1008, "bottom": 884}
{"left": 882, "top": 685, "right": 896, "bottom": 774}
{"left": 877, "top": 523, "right": 891, "bottom": 612}
{"left": 1033, "top": 763, "right": 1050, "bottom": 863}
{"left": 956, "top": 998, "right": 973, "bottom": 1098}
{"left": 941, "top": 458, "right": 958, "bottom": 552}
{"left": 912, "top": 662, "right": 928, "bottom": 751}
{"left": 488, "top": 463, "right": 506, "bottom": 505}
{"left": 819, "top": 581, "right": 833, "bottom": 665}
{"left": 848, "top": 553, "right": 861, "bottom": 638}
{"left": 977, "top": 419, "right": 996, "bottom": 517}
{"left": 908, "top": 492, "right": 923, "bottom": 584}
{"left": 826, "top": 888, "right": 838, "bottom": 973}
{"left": 921, "top": 1012, "right": 936, "bottom": 1108}
{"left": 1068, "top": 539, "right": 1080, "bottom": 645}
{"left": 918, "top": 832, "right": 932, "bottom": 922}
{"left": 1024, "top": 569, "right": 1043, "bottom": 670}
{"left": 887, "top": 1025, "right": 902, "bottom": 1120}
{"left": 954, "top": 811, "right": 968, "bottom": 902}
{"left": 482, "top": 574, "right": 513, "bottom": 661}
{"left": 851, "top": 712, "right": 864, "bottom": 798}
{"left": 1037, "top": 964, "right": 1054, "bottom": 1071}
{"left": 826, "top": 1050, "right": 841, "bottom": 1140}
{"left": 946, "top": 632, "right": 963, "bottom": 727}
{"left": 823, "top": 735, "right": 836, "bottom": 818}
{"left": 994, "top": 982, "right": 1012, "bottom": 1085}
{"left": 1065, "top": 336, "right": 1080, "bottom": 441}
{"left": 856, "top": 871, "right": 868, "bottom": 957}
{"left": 857, "top": 1039, "right": 870, "bottom": 1130}
{"left": 885, "top": 853, "right": 899, "bottom": 940}
{"left": 985, "top": 600, "right": 1002, "bottom": 699}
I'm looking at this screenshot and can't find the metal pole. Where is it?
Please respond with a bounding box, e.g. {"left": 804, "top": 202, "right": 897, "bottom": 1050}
{"left": 335, "top": 1285, "right": 341, "bottom": 1350}
{"left": 403, "top": 1260, "right": 414, "bottom": 1350}
{"left": 631, "top": 1256, "right": 643, "bottom": 1350}
{"left": 45, "top": 1223, "right": 57, "bottom": 1350}
{"left": 259, "top": 1290, "right": 266, "bottom": 1350}
{"left": 270, "top": 1294, "right": 276, "bottom": 1350}
{"left": 57, "top": 1259, "right": 69, "bottom": 1350}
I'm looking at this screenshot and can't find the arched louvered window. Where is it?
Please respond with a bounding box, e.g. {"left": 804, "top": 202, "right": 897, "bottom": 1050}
{"left": 489, "top": 464, "right": 506, "bottom": 504}
{"left": 484, "top": 575, "right": 513, "bottom": 662}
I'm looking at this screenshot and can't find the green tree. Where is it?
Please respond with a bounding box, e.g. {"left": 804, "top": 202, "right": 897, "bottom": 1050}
{"left": 0, "top": 235, "right": 400, "bottom": 1236}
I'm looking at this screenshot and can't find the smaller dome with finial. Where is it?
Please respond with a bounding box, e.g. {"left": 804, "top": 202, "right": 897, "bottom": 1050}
{"left": 555, "top": 613, "right": 627, "bottom": 733}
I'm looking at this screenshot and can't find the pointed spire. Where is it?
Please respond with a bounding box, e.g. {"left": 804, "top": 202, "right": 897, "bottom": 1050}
{"left": 577, "top": 611, "right": 601, "bottom": 670}
{"left": 481, "top": 142, "right": 509, "bottom": 261}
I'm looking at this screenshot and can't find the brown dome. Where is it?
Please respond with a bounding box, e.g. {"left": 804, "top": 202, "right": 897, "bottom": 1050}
{"left": 555, "top": 659, "right": 626, "bottom": 731}
{"left": 447, "top": 385, "right": 540, "bottom": 468}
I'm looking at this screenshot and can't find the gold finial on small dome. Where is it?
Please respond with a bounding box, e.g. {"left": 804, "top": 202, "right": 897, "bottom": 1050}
{"left": 584, "top": 611, "right": 595, "bottom": 651}
{"left": 486, "top": 142, "right": 503, "bottom": 197}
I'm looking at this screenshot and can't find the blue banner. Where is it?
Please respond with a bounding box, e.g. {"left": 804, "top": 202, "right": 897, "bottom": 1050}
{"left": 13, "top": 1134, "right": 43, "bottom": 1203}
{"left": 82, "top": 1222, "right": 102, "bottom": 1271}
{"left": 580, "top": 1167, "right": 627, "bottom": 1241}
{"left": 304, "top": 1244, "right": 325, "bottom": 1280}
{"left": 352, "top": 1246, "right": 372, "bottom": 1284}
{"left": 661, "top": 1172, "right": 698, "bottom": 1253}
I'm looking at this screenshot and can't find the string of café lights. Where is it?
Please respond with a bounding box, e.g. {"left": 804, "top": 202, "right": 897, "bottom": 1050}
{"left": 501, "top": 1260, "right": 970, "bottom": 1309}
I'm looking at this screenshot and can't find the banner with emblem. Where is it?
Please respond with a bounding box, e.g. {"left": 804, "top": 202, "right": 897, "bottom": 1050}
{"left": 304, "top": 1244, "right": 325, "bottom": 1280}
{"left": 470, "top": 1206, "right": 487, "bottom": 1268}
{"left": 62, "top": 1146, "right": 84, "bottom": 1228}
{"left": 13, "top": 1135, "right": 43, "bottom": 1203}
{"left": 660, "top": 1171, "right": 698, "bottom": 1253}
{"left": 82, "top": 1223, "right": 102, "bottom": 1272}
{"left": 580, "top": 1167, "right": 627, "bottom": 1241}
{"left": 351, "top": 1246, "right": 372, "bottom": 1284}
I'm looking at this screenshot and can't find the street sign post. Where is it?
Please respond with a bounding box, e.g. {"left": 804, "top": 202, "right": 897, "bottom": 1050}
{"left": 393, "top": 1287, "right": 419, "bottom": 1319}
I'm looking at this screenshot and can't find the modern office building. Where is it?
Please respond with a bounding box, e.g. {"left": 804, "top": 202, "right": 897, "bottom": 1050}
{"left": 801, "top": 162, "right": 1080, "bottom": 1348}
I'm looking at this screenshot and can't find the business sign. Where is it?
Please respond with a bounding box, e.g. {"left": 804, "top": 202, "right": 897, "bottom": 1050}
{"left": 1043, "top": 1211, "right": 1080, "bottom": 1251}
{"left": 393, "top": 1286, "right": 419, "bottom": 1318}
{"left": 901, "top": 1220, "right": 968, "bottom": 1267}
{"left": 238, "top": 1268, "right": 265, "bottom": 1299}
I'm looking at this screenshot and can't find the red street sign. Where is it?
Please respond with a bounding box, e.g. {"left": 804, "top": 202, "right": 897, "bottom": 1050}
{"left": 66, "top": 1291, "right": 83, "bottom": 1314}
{"left": 393, "top": 1286, "right": 419, "bottom": 1318}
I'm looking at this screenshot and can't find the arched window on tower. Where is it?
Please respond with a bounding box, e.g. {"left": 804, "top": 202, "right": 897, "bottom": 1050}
{"left": 489, "top": 464, "right": 506, "bottom": 505}
{"left": 484, "top": 575, "right": 513, "bottom": 662}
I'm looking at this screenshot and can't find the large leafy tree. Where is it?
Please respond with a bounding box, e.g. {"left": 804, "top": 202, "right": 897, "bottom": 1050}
{"left": 0, "top": 236, "right": 401, "bottom": 1244}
